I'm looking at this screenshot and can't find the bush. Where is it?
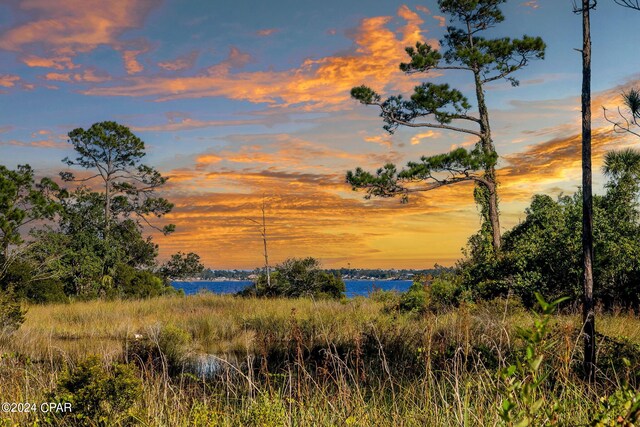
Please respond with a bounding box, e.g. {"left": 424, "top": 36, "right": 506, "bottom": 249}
{"left": 241, "top": 257, "right": 345, "bottom": 299}
{"left": 429, "top": 275, "right": 465, "bottom": 310}
{"left": 369, "top": 288, "right": 401, "bottom": 312}
{"left": 126, "top": 324, "right": 192, "bottom": 376}
{"left": 0, "top": 260, "right": 68, "bottom": 304}
{"left": 398, "top": 281, "right": 429, "bottom": 314}
{"left": 114, "top": 264, "right": 178, "bottom": 299}
{"left": 47, "top": 356, "right": 142, "bottom": 426}
{"left": 0, "top": 288, "right": 25, "bottom": 335}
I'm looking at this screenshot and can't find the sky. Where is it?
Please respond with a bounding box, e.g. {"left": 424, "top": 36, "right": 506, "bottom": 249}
{"left": 1, "top": 0, "right": 640, "bottom": 269}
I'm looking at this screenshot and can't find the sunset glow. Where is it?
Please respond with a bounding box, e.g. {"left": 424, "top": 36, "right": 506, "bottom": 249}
{"left": 2, "top": 0, "right": 639, "bottom": 269}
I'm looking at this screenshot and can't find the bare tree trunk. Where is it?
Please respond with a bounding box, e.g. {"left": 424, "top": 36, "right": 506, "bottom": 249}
{"left": 580, "top": 0, "right": 596, "bottom": 382}
{"left": 261, "top": 200, "right": 271, "bottom": 291}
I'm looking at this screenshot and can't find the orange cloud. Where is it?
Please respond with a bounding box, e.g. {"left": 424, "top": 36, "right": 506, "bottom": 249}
{"left": 0, "top": 74, "right": 20, "bottom": 88}
{"left": 364, "top": 134, "right": 393, "bottom": 149}
{"left": 189, "top": 134, "right": 402, "bottom": 175}
{"left": 0, "top": 0, "right": 160, "bottom": 73}
{"left": 501, "top": 127, "right": 634, "bottom": 186}
{"left": 122, "top": 51, "right": 144, "bottom": 74}
{"left": 433, "top": 15, "right": 446, "bottom": 27}
{"left": 1, "top": 138, "right": 68, "bottom": 149}
{"left": 195, "top": 154, "right": 224, "bottom": 166}
{"left": 158, "top": 51, "right": 199, "bottom": 71}
{"left": 410, "top": 130, "right": 441, "bottom": 145}
{"left": 44, "top": 72, "right": 72, "bottom": 82}
{"left": 22, "top": 54, "right": 77, "bottom": 70}
{"left": 522, "top": 1, "right": 540, "bottom": 9}
{"left": 81, "top": 6, "right": 432, "bottom": 108}
{"left": 43, "top": 69, "right": 110, "bottom": 83}
{"left": 256, "top": 28, "right": 279, "bottom": 37}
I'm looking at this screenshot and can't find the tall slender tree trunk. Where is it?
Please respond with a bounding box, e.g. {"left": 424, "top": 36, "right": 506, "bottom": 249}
{"left": 474, "top": 72, "right": 501, "bottom": 252}
{"left": 580, "top": 0, "right": 596, "bottom": 382}
{"left": 104, "top": 181, "right": 110, "bottom": 237}
{"left": 261, "top": 200, "right": 271, "bottom": 291}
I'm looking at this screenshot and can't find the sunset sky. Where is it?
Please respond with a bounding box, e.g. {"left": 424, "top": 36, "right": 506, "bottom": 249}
{"left": 1, "top": 0, "right": 640, "bottom": 269}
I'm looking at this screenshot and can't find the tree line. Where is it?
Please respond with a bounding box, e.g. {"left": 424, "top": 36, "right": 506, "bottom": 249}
{"left": 0, "top": 121, "right": 203, "bottom": 304}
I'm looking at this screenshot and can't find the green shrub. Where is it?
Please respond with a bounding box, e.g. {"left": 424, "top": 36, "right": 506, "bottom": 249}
{"left": 241, "top": 394, "right": 287, "bottom": 427}
{"left": 0, "top": 288, "right": 24, "bottom": 335}
{"left": 369, "top": 288, "right": 401, "bottom": 312}
{"left": 114, "top": 263, "right": 177, "bottom": 299}
{"left": 429, "top": 275, "right": 465, "bottom": 310}
{"left": 242, "top": 257, "right": 345, "bottom": 299}
{"left": 398, "top": 281, "right": 429, "bottom": 314}
{"left": 126, "top": 324, "right": 192, "bottom": 376}
{"left": 47, "top": 356, "right": 142, "bottom": 426}
{"left": 592, "top": 383, "right": 640, "bottom": 426}
{"left": 0, "top": 260, "right": 68, "bottom": 303}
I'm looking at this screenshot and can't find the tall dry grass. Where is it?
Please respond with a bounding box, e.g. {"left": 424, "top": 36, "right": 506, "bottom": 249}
{"left": 0, "top": 293, "right": 639, "bottom": 426}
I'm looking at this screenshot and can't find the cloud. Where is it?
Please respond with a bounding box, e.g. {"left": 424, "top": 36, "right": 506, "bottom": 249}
{"left": 195, "top": 154, "right": 223, "bottom": 166}
{"left": 158, "top": 51, "right": 199, "bottom": 71}
{"left": 43, "top": 68, "right": 111, "bottom": 83}
{"left": 433, "top": 15, "right": 446, "bottom": 27}
{"left": 0, "top": 0, "right": 160, "bottom": 72}
{"left": 415, "top": 5, "right": 431, "bottom": 14}
{"left": 43, "top": 72, "right": 72, "bottom": 82}
{"left": 189, "top": 134, "right": 402, "bottom": 174}
{"left": 150, "top": 168, "right": 476, "bottom": 268}
{"left": 522, "top": 1, "right": 540, "bottom": 9}
{"left": 410, "top": 130, "right": 441, "bottom": 145}
{"left": 131, "top": 116, "right": 285, "bottom": 132}
{"left": 363, "top": 134, "right": 393, "bottom": 149}
{"left": 0, "top": 74, "right": 20, "bottom": 88}
{"left": 256, "top": 28, "right": 279, "bottom": 37}
{"left": 500, "top": 127, "right": 636, "bottom": 188}
{"left": 122, "top": 51, "right": 144, "bottom": 74}
{"left": 0, "top": 138, "right": 68, "bottom": 149}
{"left": 81, "top": 6, "right": 432, "bottom": 108}
{"left": 22, "top": 54, "right": 77, "bottom": 70}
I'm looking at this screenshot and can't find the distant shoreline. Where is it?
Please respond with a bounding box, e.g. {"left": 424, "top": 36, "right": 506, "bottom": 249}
{"left": 173, "top": 278, "right": 413, "bottom": 282}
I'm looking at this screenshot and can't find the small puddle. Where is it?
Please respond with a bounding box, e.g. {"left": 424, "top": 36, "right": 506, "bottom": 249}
{"left": 187, "top": 353, "right": 244, "bottom": 378}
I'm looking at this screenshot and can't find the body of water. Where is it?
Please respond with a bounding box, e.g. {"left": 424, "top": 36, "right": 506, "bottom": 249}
{"left": 172, "top": 279, "right": 413, "bottom": 298}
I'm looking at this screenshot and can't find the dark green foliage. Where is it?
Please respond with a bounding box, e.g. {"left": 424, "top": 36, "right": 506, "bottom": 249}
{"left": 395, "top": 273, "right": 465, "bottom": 314}
{"left": 429, "top": 275, "right": 466, "bottom": 309}
{"left": 461, "top": 150, "right": 640, "bottom": 308}
{"left": 624, "top": 88, "right": 640, "bottom": 120}
{"left": 159, "top": 252, "right": 204, "bottom": 279}
{"left": 48, "top": 356, "right": 142, "bottom": 426}
{"left": 0, "top": 164, "right": 60, "bottom": 254}
{"left": 346, "top": 147, "right": 496, "bottom": 203}
{"left": 242, "top": 257, "right": 345, "bottom": 299}
{"left": 1, "top": 260, "right": 68, "bottom": 303}
{"left": 0, "top": 288, "right": 25, "bottom": 335}
{"left": 399, "top": 281, "right": 429, "bottom": 313}
{"left": 26, "top": 187, "right": 166, "bottom": 299}
{"left": 461, "top": 193, "right": 586, "bottom": 305}
{"left": 114, "top": 264, "right": 178, "bottom": 299}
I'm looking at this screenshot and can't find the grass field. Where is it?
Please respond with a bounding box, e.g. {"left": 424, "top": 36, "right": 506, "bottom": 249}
{"left": 1, "top": 293, "right": 640, "bottom": 426}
